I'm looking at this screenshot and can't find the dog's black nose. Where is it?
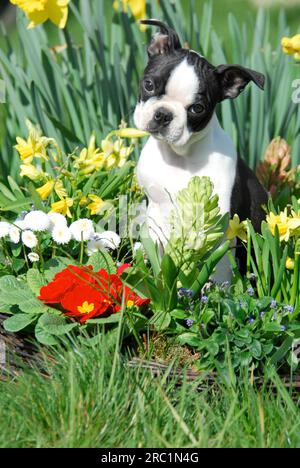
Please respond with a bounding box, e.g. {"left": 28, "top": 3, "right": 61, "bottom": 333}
{"left": 154, "top": 108, "right": 173, "bottom": 127}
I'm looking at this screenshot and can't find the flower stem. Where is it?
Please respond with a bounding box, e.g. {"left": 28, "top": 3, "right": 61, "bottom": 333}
{"left": 79, "top": 234, "right": 84, "bottom": 265}
{"left": 291, "top": 241, "right": 300, "bottom": 308}
{"left": 37, "top": 235, "right": 44, "bottom": 272}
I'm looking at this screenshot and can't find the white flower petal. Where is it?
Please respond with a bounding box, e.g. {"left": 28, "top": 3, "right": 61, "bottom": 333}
{"left": 70, "top": 219, "right": 95, "bottom": 242}
{"left": 28, "top": 252, "right": 40, "bottom": 263}
{"left": 22, "top": 230, "right": 38, "bottom": 249}
{"left": 52, "top": 226, "right": 72, "bottom": 245}
{"left": 0, "top": 222, "right": 10, "bottom": 239}
{"left": 47, "top": 212, "right": 68, "bottom": 231}
{"left": 24, "top": 210, "right": 50, "bottom": 232}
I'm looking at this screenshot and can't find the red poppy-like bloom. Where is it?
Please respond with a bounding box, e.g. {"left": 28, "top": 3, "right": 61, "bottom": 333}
{"left": 39, "top": 265, "right": 95, "bottom": 304}
{"left": 61, "top": 284, "right": 112, "bottom": 323}
{"left": 38, "top": 263, "right": 150, "bottom": 323}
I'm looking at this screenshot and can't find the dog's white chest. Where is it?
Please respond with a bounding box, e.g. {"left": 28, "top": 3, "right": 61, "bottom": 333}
{"left": 137, "top": 117, "right": 237, "bottom": 222}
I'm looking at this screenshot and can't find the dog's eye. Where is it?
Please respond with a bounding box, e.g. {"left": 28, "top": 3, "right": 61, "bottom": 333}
{"left": 144, "top": 80, "right": 154, "bottom": 93}
{"left": 189, "top": 103, "right": 205, "bottom": 114}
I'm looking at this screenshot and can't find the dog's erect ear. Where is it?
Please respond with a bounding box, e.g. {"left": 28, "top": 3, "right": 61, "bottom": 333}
{"left": 214, "top": 64, "right": 265, "bottom": 100}
{"left": 140, "top": 19, "right": 182, "bottom": 58}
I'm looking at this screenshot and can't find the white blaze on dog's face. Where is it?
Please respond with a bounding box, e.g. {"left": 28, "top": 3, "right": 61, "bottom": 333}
{"left": 134, "top": 20, "right": 265, "bottom": 149}
{"left": 134, "top": 58, "right": 201, "bottom": 146}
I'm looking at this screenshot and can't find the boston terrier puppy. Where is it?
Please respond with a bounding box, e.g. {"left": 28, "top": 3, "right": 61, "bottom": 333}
{"left": 134, "top": 19, "right": 268, "bottom": 281}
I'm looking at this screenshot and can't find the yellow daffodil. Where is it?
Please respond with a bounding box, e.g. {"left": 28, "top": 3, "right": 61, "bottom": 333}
{"left": 74, "top": 135, "right": 105, "bottom": 176}
{"left": 113, "top": 0, "right": 147, "bottom": 30}
{"left": 79, "top": 196, "right": 88, "bottom": 207}
{"left": 267, "top": 209, "right": 300, "bottom": 242}
{"left": 36, "top": 179, "right": 67, "bottom": 200}
{"left": 87, "top": 195, "right": 105, "bottom": 216}
{"left": 112, "top": 128, "right": 149, "bottom": 139}
{"left": 10, "top": 0, "right": 70, "bottom": 29}
{"left": 51, "top": 197, "right": 73, "bottom": 218}
{"left": 286, "top": 257, "right": 295, "bottom": 270}
{"left": 102, "top": 138, "right": 133, "bottom": 170}
{"left": 266, "top": 209, "right": 291, "bottom": 242}
{"left": 281, "top": 34, "right": 300, "bottom": 61}
{"left": 226, "top": 214, "right": 248, "bottom": 242}
{"left": 20, "top": 163, "right": 46, "bottom": 182}
{"left": 288, "top": 211, "right": 300, "bottom": 233}
{"left": 15, "top": 120, "right": 52, "bottom": 163}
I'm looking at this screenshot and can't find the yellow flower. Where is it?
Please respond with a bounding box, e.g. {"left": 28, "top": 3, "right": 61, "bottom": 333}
{"left": 10, "top": 0, "right": 70, "bottom": 29}
{"left": 20, "top": 163, "right": 45, "bottom": 182}
{"left": 286, "top": 257, "right": 295, "bottom": 270}
{"left": 74, "top": 135, "right": 105, "bottom": 176}
{"left": 281, "top": 35, "right": 300, "bottom": 60}
{"left": 15, "top": 120, "right": 52, "bottom": 163}
{"left": 36, "top": 179, "right": 67, "bottom": 200}
{"left": 79, "top": 196, "right": 88, "bottom": 207}
{"left": 226, "top": 214, "right": 248, "bottom": 242}
{"left": 266, "top": 209, "right": 293, "bottom": 242}
{"left": 113, "top": 0, "right": 146, "bottom": 29}
{"left": 288, "top": 211, "right": 300, "bottom": 233}
{"left": 87, "top": 195, "right": 105, "bottom": 216}
{"left": 113, "top": 128, "right": 149, "bottom": 139}
{"left": 102, "top": 138, "right": 133, "bottom": 170}
{"left": 51, "top": 197, "right": 73, "bottom": 218}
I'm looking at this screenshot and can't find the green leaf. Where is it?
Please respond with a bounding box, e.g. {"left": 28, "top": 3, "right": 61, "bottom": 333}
{"left": 270, "top": 336, "right": 294, "bottom": 366}
{"left": 38, "top": 313, "right": 78, "bottom": 336}
{"left": 177, "top": 333, "right": 202, "bottom": 348}
{"left": 140, "top": 224, "right": 162, "bottom": 277}
{"left": 3, "top": 314, "right": 37, "bottom": 333}
{"left": 27, "top": 269, "right": 46, "bottom": 295}
{"left": 87, "top": 250, "right": 116, "bottom": 274}
{"left": 250, "top": 340, "right": 262, "bottom": 358}
{"left": 149, "top": 311, "right": 171, "bottom": 331}
{"left": 191, "top": 241, "right": 230, "bottom": 295}
{"left": 19, "top": 298, "right": 50, "bottom": 315}
{"left": 35, "top": 323, "right": 59, "bottom": 346}
{"left": 0, "top": 275, "right": 26, "bottom": 292}
{"left": 170, "top": 309, "right": 187, "bottom": 320}
{"left": 0, "top": 288, "right": 34, "bottom": 306}
{"left": 86, "top": 314, "right": 122, "bottom": 325}
{"left": 161, "top": 254, "right": 178, "bottom": 289}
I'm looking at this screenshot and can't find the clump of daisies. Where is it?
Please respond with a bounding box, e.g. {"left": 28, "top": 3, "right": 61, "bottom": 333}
{"left": 0, "top": 209, "right": 121, "bottom": 267}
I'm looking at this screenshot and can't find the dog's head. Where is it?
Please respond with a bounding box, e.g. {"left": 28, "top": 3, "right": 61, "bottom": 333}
{"left": 134, "top": 19, "right": 265, "bottom": 148}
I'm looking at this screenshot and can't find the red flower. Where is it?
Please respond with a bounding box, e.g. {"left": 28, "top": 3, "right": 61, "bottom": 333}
{"left": 38, "top": 265, "right": 95, "bottom": 304}
{"left": 53, "top": 265, "right": 95, "bottom": 286}
{"left": 117, "top": 263, "right": 131, "bottom": 275}
{"left": 114, "top": 285, "right": 150, "bottom": 312}
{"left": 61, "top": 284, "right": 112, "bottom": 323}
{"left": 38, "top": 263, "right": 150, "bottom": 323}
{"left": 39, "top": 277, "right": 74, "bottom": 304}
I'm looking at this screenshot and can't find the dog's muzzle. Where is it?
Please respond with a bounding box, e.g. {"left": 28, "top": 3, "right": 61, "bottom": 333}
{"left": 148, "top": 107, "right": 174, "bottom": 133}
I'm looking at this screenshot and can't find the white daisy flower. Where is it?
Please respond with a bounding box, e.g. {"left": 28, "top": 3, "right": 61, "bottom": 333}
{"left": 70, "top": 219, "right": 94, "bottom": 242}
{"left": 28, "top": 252, "right": 40, "bottom": 263}
{"left": 52, "top": 226, "right": 72, "bottom": 245}
{"left": 96, "top": 231, "right": 121, "bottom": 250}
{"left": 24, "top": 210, "right": 50, "bottom": 232}
{"left": 8, "top": 220, "right": 25, "bottom": 244}
{"left": 0, "top": 221, "right": 10, "bottom": 239}
{"left": 22, "top": 230, "right": 38, "bottom": 249}
{"left": 47, "top": 212, "right": 67, "bottom": 231}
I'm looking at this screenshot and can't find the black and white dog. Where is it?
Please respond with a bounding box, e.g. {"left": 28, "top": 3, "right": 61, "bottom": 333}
{"left": 134, "top": 20, "right": 268, "bottom": 281}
